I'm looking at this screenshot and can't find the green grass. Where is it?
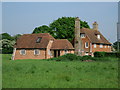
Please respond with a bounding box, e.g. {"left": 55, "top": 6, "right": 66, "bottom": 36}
{"left": 2, "top": 54, "right": 118, "bottom": 88}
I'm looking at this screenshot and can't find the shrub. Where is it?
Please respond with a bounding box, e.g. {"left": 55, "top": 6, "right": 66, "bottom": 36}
{"left": 94, "top": 51, "right": 120, "bottom": 58}
{"left": 94, "top": 52, "right": 106, "bottom": 57}
{"left": 58, "top": 54, "right": 80, "bottom": 61}
{"left": 81, "top": 55, "right": 93, "bottom": 61}
{"left": 105, "top": 52, "right": 117, "bottom": 58}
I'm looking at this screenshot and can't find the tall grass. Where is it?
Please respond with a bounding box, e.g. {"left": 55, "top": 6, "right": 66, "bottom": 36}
{"left": 2, "top": 54, "right": 118, "bottom": 88}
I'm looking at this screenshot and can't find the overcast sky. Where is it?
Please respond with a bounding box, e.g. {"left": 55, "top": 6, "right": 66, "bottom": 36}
{"left": 2, "top": 2, "right": 118, "bottom": 43}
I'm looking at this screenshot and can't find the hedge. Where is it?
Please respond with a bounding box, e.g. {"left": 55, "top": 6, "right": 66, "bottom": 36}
{"left": 94, "top": 52, "right": 120, "bottom": 58}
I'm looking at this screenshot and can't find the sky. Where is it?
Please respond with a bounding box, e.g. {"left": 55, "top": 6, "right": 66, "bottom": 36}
{"left": 2, "top": 2, "right": 118, "bottom": 43}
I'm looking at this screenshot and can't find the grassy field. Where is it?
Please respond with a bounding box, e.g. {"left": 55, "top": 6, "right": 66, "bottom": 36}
{"left": 2, "top": 54, "right": 118, "bottom": 88}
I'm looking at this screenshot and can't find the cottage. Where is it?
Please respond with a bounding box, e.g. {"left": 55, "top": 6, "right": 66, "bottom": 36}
{"left": 12, "top": 33, "right": 74, "bottom": 60}
{"left": 73, "top": 17, "right": 112, "bottom": 56}
{"left": 12, "top": 17, "right": 112, "bottom": 60}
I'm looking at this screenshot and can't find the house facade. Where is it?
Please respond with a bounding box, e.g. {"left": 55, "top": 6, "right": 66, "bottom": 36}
{"left": 79, "top": 28, "right": 112, "bottom": 56}
{"left": 12, "top": 33, "right": 74, "bottom": 60}
{"left": 73, "top": 18, "right": 112, "bottom": 56}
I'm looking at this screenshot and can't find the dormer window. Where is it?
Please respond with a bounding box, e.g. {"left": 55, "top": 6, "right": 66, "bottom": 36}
{"left": 36, "top": 37, "right": 42, "bottom": 43}
{"left": 80, "top": 34, "right": 85, "bottom": 38}
{"left": 97, "top": 35, "right": 100, "bottom": 39}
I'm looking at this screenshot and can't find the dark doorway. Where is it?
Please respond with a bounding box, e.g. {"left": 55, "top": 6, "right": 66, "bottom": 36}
{"left": 58, "top": 50, "right": 60, "bottom": 57}
{"left": 54, "top": 50, "right": 57, "bottom": 57}
{"left": 54, "top": 50, "right": 60, "bottom": 57}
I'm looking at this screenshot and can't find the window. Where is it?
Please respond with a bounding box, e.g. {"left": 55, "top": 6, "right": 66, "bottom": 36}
{"left": 108, "top": 45, "right": 110, "bottom": 48}
{"left": 36, "top": 37, "right": 42, "bottom": 43}
{"left": 94, "top": 44, "right": 96, "bottom": 48}
{"left": 97, "top": 35, "right": 100, "bottom": 39}
{"left": 104, "top": 45, "right": 106, "bottom": 48}
{"left": 100, "top": 44, "right": 103, "bottom": 48}
{"left": 20, "top": 49, "right": 26, "bottom": 55}
{"left": 80, "top": 34, "right": 85, "bottom": 38}
{"left": 34, "top": 49, "right": 40, "bottom": 55}
{"left": 85, "top": 52, "right": 89, "bottom": 55}
{"left": 85, "top": 42, "right": 89, "bottom": 48}
{"left": 64, "top": 50, "right": 68, "bottom": 54}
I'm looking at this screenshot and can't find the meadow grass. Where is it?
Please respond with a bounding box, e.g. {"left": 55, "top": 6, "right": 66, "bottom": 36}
{"left": 2, "top": 54, "right": 118, "bottom": 88}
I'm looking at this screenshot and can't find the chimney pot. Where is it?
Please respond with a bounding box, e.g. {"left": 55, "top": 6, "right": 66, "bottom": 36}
{"left": 93, "top": 21, "right": 98, "bottom": 30}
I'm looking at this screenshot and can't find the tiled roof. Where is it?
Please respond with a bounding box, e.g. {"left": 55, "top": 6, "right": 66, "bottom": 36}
{"left": 51, "top": 39, "right": 74, "bottom": 50}
{"left": 14, "top": 33, "right": 55, "bottom": 48}
{"left": 81, "top": 28, "right": 111, "bottom": 45}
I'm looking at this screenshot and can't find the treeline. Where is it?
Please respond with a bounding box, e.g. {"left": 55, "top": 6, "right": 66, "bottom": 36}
{"left": 0, "top": 33, "right": 21, "bottom": 54}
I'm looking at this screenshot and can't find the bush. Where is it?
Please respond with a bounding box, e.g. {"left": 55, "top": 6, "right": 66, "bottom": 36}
{"left": 94, "top": 51, "right": 120, "bottom": 58}
{"left": 94, "top": 52, "right": 106, "bottom": 57}
{"left": 81, "top": 55, "right": 93, "bottom": 61}
{"left": 58, "top": 54, "right": 80, "bottom": 61}
{"left": 47, "top": 54, "right": 82, "bottom": 61}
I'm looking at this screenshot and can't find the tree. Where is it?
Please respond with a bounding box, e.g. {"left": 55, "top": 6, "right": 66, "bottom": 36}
{"left": 12, "top": 34, "right": 21, "bottom": 41}
{"left": 0, "top": 33, "right": 21, "bottom": 54}
{"left": 32, "top": 17, "right": 90, "bottom": 42}
{"left": 49, "top": 17, "right": 90, "bottom": 41}
{"left": 113, "top": 41, "right": 120, "bottom": 51}
{"left": 0, "top": 39, "right": 15, "bottom": 54}
{"left": 1, "top": 33, "right": 13, "bottom": 40}
{"left": 32, "top": 25, "right": 51, "bottom": 34}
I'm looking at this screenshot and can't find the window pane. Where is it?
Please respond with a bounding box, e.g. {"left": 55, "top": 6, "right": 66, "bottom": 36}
{"left": 36, "top": 37, "right": 42, "bottom": 43}
{"left": 34, "top": 49, "right": 39, "bottom": 55}
{"left": 20, "top": 49, "right": 25, "bottom": 55}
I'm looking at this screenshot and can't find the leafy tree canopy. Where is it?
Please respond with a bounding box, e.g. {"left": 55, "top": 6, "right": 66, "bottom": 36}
{"left": 12, "top": 34, "right": 21, "bottom": 41}
{"left": 32, "top": 17, "right": 90, "bottom": 42}
{"left": 1, "top": 33, "right": 13, "bottom": 40}
{"left": 32, "top": 25, "right": 51, "bottom": 34}
{"left": 0, "top": 39, "right": 15, "bottom": 54}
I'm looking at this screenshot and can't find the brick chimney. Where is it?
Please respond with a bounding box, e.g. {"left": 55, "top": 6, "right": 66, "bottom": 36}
{"left": 74, "top": 17, "right": 82, "bottom": 56}
{"left": 93, "top": 21, "right": 98, "bottom": 30}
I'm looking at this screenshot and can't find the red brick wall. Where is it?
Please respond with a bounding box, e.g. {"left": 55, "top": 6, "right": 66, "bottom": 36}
{"left": 81, "top": 36, "right": 91, "bottom": 56}
{"left": 81, "top": 36, "right": 111, "bottom": 56}
{"left": 14, "top": 49, "right": 46, "bottom": 60}
{"left": 92, "top": 44, "right": 111, "bottom": 53}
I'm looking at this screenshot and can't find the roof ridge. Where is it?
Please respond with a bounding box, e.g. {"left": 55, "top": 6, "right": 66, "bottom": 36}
{"left": 22, "top": 33, "right": 50, "bottom": 35}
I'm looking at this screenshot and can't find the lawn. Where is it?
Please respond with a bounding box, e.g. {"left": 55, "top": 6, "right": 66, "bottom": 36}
{"left": 2, "top": 54, "right": 118, "bottom": 88}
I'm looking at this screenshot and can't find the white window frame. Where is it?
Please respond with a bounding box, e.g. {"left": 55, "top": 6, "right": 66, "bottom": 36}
{"left": 108, "top": 45, "right": 110, "bottom": 48}
{"left": 80, "top": 34, "right": 85, "bottom": 38}
{"left": 85, "top": 42, "right": 89, "bottom": 48}
{"left": 104, "top": 45, "right": 106, "bottom": 48}
{"left": 20, "top": 49, "right": 26, "bottom": 55}
{"left": 94, "top": 44, "right": 96, "bottom": 48}
{"left": 64, "top": 50, "right": 68, "bottom": 55}
{"left": 97, "top": 35, "right": 100, "bottom": 39}
{"left": 85, "top": 52, "right": 89, "bottom": 55}
{"left": 100, "top": 44, "right": 103, "bottom": 48}
{"left": 34, "top": 49, "right": 40, "bottom": 55}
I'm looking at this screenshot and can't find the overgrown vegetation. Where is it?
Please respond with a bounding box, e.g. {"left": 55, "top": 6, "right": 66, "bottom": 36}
{"left": 2, "top": 54, "right": 118, "bottom": 88}
{"left": 47, "top": 53, "right": 119, "bottom": 62}
{"left": 94, "top": 52, "right": 120, "bottom": 58}
{"left": 0, "top": 33, "right": 21, "bottom": 54}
